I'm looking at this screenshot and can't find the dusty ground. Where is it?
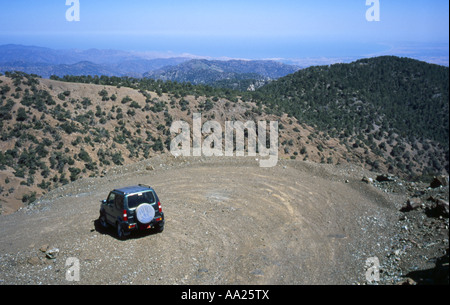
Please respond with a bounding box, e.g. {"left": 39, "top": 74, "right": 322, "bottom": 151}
{"left": 0, "top": 155, "right": 447, "bottom": 285}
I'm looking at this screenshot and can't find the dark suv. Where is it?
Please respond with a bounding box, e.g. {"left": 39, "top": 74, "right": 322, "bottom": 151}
{"left": 99, "top": 184, "right": 165, "bottom": 239}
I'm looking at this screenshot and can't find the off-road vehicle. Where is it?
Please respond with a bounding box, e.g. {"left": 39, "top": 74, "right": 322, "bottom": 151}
{"left": 99, "top": 184, "right": 165, "bottom": 239}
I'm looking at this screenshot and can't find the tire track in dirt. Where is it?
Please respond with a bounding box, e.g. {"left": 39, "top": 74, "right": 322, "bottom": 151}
{"left": 0, "top": 157, "right": 397, "bottom": 284}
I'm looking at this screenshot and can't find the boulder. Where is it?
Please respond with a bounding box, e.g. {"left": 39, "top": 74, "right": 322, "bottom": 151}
{"left": 362, "top": 176, "right": 373, "bottom": 184}
{"left": 398, "top": 278, "right": 417, "bottom": 285}
{"left": 430, "top": 176, "right": 449, "bottom": 188}
{"left": 45, "top": 248, "right": 60, "bottom": 260}
{"left": 435, "top": 199, "right": 449, "bottom": 217}
{"left": 427, "top": 197, "right": 449, "bottom": 217}
{"left": 39, "top": 244, "right": 49, "bottom": 253}
{"left": 27, "top": 256, "right": 41, "bottom": 266}
{"left": 376, "top": 174, "right": 395, "bottom": 182}
{"left": 406, "top": 198, "right": 422, "bottom": 210}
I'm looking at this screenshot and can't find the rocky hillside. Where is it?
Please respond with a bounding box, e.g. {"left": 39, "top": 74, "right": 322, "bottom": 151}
{"left": 1, "top": 56, "right": 448, "bottom": 215}
{"left": 0, "top": 71, "right": 373, "bottom": 215}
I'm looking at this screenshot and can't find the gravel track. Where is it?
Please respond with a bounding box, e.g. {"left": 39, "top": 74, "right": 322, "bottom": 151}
{"left": 0, "top": 156, "right": 403, "bottom": 284}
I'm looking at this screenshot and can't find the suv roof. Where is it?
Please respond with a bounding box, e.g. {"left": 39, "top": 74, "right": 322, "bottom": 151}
{"left": 113, "top": 184, "right": 154, "bottom": 195}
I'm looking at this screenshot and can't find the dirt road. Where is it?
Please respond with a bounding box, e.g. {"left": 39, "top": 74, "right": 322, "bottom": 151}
{"left": 0, "top": 156, "right": 400, "bottom": 284}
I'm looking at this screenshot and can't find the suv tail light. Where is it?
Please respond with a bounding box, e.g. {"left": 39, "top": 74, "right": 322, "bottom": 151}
{"left": 157, "top": 201, "right": 162, "bottom": 213}
{"left": 123, "top": 210, "right": 128, "bottom": 222}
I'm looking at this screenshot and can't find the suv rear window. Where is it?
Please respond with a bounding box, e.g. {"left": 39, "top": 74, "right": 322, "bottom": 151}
{"left": 127, "top": 191, "right": 156, "bottom": 209}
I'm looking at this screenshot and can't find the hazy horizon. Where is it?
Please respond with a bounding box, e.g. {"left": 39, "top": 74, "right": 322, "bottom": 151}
{"left": 0, "top": 1, "right": 449, "bottom": 66}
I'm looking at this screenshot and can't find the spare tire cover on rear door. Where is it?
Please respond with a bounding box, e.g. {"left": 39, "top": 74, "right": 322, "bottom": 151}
{"left": 136, "top": 203, "right": 155, "bottom": 224}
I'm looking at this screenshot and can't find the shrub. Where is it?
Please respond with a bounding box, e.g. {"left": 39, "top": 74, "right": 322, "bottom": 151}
{"left": 111, "top": 151, "right": 124, "bottom": 165}
{"left": 16, "top": 107, "right": 28, "bottom": 121}
{"left": 121, "top": 96, "right": 132, "bottom": 104}
{"left": 22, "top": 192, "right": 37, "bottom": 204}
{"left": 130, "top": 101, "right": 140, "bottom": 108}
{"left": 78, "top": 148, "right": 92, "bottom": 163}
{"left": 152, "top": 138, "right": 164, "bottom": 152}
{"left": 68, "top": 167, "right": 81, "bottom": 181}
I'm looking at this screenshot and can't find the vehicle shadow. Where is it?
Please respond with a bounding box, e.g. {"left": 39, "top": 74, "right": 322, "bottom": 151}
{"left": 404, "top": 249, "right": 449, "bottom": 285}
{"left": 92, "top": 218, "right": 160, "bottom": 241}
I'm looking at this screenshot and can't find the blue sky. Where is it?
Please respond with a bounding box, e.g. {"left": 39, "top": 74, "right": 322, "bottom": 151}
{"left": 0, "top": 0, "right": 448, "bottom": 64}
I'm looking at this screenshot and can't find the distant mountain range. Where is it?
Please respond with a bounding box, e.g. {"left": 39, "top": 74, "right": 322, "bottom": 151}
{"left": 143, "top": 59, "right": 300, "bottom": 89}
{"left": 0, "top": 44, "right": 300, "bottom": 85}
{"left": 0, "top": 44, "right": 136, "bottom": 64}
{"left": 0, "top": 44, "right": 192, "bottom": 78}
{"left": 0, "top": 58, "right": 190, "bottom": 79}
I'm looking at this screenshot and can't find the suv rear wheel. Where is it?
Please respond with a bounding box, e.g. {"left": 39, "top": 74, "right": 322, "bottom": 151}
{"left": 117, "top": 222, "right": 126, "bottom": 240}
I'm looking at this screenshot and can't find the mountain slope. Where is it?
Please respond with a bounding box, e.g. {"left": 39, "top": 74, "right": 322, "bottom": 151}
{"left": 143, "top": 59, "right": 300, "bottom": 87}
{"left": 255, "top": 56, "right": 449, "bottom": 178}
{"left": 1, "top": 57, "right": 448, "bottom": 214}
{"left": 0, "top": 71, "right": 363, "bottom": 214}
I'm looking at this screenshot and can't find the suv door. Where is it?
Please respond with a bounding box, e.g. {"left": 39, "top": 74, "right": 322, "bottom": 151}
{"left": 105, "top": 192, "right": 116, "bottom": 223}
{"left": 114, "top": 194, "right": 125, "bottom": 222}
